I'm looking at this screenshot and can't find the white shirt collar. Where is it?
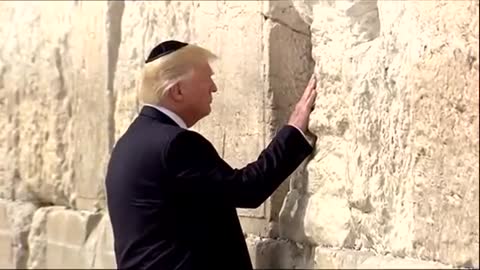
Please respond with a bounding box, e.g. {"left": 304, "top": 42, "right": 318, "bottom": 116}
{"left": 143, "top": 104, "right": 188, "bottom": 129}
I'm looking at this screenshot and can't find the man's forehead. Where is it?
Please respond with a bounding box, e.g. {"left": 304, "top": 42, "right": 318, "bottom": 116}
{"left": 195, "top": 62, "right": 214, "bottom": 75}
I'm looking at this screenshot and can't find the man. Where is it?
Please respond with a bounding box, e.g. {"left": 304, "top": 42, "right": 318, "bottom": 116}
{"left": 105, "top": 40, "right": 317, "bottom": 270}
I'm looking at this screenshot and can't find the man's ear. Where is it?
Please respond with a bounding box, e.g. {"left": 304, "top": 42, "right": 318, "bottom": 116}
{"left": 169, "top": 83, "right": 183, "bottom": 102}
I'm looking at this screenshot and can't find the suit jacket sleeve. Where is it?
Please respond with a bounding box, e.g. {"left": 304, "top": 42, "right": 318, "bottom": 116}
{"left": 166, "top": 125, "right": 313, "bottom": 208}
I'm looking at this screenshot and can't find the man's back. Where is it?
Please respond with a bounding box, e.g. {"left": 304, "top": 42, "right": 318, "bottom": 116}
{"left": 105, "top": 106, "right": 253, "bottom": 269}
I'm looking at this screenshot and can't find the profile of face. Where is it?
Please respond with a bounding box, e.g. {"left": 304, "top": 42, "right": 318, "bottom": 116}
{"left": 168, "top": 61, "right": 217, "bottom": 126}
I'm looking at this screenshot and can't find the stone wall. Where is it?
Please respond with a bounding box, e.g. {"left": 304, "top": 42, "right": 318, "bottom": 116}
{"left": 281, "top": 1, "right": 479, "bottom": 268}
{"left": 0, "top": 0, "right": 478, "bottom": 269}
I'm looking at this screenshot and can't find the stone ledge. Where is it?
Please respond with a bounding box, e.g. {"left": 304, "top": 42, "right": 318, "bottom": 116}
{"left": 246, "top": 234, "right": 314, "bottom": 269}
{"left": 314, "top": 247, "right": 453, "bottom": 269}
{"left": 245, "top": 235, "right": 456, "bottom": 269}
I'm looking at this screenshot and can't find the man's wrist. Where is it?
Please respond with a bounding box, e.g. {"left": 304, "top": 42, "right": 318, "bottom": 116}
{"left": 287, "top": 124, "right": 315, "bottom": 146}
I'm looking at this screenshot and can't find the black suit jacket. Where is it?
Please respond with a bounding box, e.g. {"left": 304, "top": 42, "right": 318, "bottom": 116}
{"left": 105, "top": 106, "right": 313, "bottom": 270}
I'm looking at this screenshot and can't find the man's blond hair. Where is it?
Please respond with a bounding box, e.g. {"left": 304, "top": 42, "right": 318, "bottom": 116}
{"left": 138, "top": 44, "right": 217, "bottom": 105}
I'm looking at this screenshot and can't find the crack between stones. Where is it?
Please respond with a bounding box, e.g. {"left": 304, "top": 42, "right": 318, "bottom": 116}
{"left": 261, "top": 12, "right": 309, "bottom": 37}
{"left": 106, "top": 1, "right": 125, "bottom": 151}
{"left": 86, "top": 213, "right": 103, "bottom": 268}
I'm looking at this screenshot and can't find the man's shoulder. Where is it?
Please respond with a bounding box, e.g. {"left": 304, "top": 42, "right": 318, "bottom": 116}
{"left": 147, "top": 121, "right": 211, "bottom": 148}
{"left": 116, "top": 117, "right": 212, "bottom": 152}
{"left": 111, "top": 117, "right": 179, "bottom": 153}
{"left": 167, "top": 128, "right": 214, "bottom": 151}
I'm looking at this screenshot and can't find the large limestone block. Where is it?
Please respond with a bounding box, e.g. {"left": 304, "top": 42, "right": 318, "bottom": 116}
{"left": 93, "top": 214, "right": 116, "bottom": 268}
{"left": 68, "top": 2, "right": 113, "bottom": 211}
{"left": 0, "top": 199, "right": 38, "bottom": 269}
{"left": 0, "top": 3, "right": 16, "bottom": 201}
{"left": 27, "top": 206, "right": 103, "bottom": 269}
{"left": 0, "top": 1, "right": 112, "bottom": 210}
{"left": 112, "top": 0, "right": 314, "bottom": 237}
{"left": 285, "top": 0, "right": 479, "bottom": 267}
{"left": 406, "top": 40, "right": 479, "bottom": 268}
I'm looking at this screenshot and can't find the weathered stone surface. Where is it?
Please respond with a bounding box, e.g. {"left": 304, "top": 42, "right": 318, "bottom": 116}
{"left": 278, "top": 189, "right": 309, "bottom": 243}
{"left": 0, "top": 3, "right": 17, "bottom": 201}
{"left": 246, "top": 237, "right": 453, "bottom": 269}
{"left": 314, "top": 247, "right": 451, "bottom": 269}
{"left": 246, "top": 235, "right": 314, "bottom": 269}
{"left": 282, "top": 0, "right": 479, "bottom": 268}
{"left": 261, "top": 0, "right": 314, "bottom": 227}
{"left": 0, "top": 2, "right": 75, "bottom": 204}
{"left": 27, "top": 206, "right": 102, "bottom": 269}
{"left": 68, "top": 2, "right": 113, "bottom": 211}
{"left": 0, "top": 1, "right": 111, "bottom": 210}
{"left": 93, "top": 214, "right": 116, "bottom": 268}
{"left": 0, "top": 199, "right": 38, "bottom": 269}
{"left": 6, "top": 201, "right": 38, "bottom": 268}
{"left": 0, "top": 200, "right": 14, "bottom": 268}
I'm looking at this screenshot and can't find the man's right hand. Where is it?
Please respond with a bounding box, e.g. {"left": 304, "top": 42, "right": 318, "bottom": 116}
{"left": 288, "top": 74, "right": 317, "bottom": 134}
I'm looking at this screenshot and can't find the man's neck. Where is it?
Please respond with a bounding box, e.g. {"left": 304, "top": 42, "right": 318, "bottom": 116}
{"left": 143, "top": 103, "right": 188, "bottom": 129}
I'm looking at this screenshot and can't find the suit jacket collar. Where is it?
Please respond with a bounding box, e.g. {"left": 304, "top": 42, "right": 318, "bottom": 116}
{"left": 139, "top": 105, "right": 185, "bottom": 128}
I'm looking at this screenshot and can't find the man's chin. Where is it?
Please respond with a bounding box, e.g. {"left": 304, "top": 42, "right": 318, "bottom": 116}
{"left": 197, "top": 108, "right": 211, "bottom": 121}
